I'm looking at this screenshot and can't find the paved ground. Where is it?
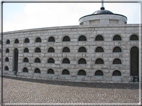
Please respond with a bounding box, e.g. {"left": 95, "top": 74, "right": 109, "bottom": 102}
{"left": 2, "top": 76, "right": 140, "bottom": 105}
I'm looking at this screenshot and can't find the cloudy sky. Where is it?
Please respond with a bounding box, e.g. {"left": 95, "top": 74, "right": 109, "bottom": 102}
{"left": 3, "top": 1, "right": 141, "bottom": 32}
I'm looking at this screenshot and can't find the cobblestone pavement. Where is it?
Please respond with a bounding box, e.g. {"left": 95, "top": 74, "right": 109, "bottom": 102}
{"left": 2, "top": 76, "right": 140, "bottom": 105}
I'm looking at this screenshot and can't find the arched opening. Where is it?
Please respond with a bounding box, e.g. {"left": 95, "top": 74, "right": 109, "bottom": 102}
{"left": 6, "top": 48, "right": 9, "bottom": 53}
{"left": 62, "top": 47, "right": 70, "bottom": 53}
{"left": 113, "top": 58, "right": 121, "bottom": 64}
{"left": 48, "top": 37, "right": 55, "bottom": 42}
{"left": 23, "top": 67, "right": 28, "bottom": 73}
{"left": 95, "top": 58, "right": 104, "bottom": 64}
{"left": 48, "top": 47, "right": 55, "bottom": 53}
{"left": 23, "top": 57, "right": 29, "bottom": 63}
{"left": 95, "top": 47, "right": 104, "bottom": 52}
{"left": 78, "top": 35, "right": 87, "bottom": 41}
{"left": 113, "top": 35, "right": 121, "bottom": 41}
{"left": 24, "top": 48, "right": 29, "bottom": 53}
{"left": 95, "top": 70, "right": 103, "bottom": 76}
{"left": 62, "top": 58, "right": 70, "bottom": 64}
{"left": 78, "top": 47, "right": 87, "bottom": 52}
{"left": 95, "top": 35, "right": 104, "bottom": 41}
{"left": 48, "top": 58, "right": 55, "bottom": 63}
{"left": 113, "top": 70, "right": 121, "bottom": 76}
{"left": 5, "top": 57, "right": 9, "bottom": 62}
{"left": 35, "top": 47, "right": 41, "bottom": 53}
{"left": 63, "top": 36, "right": 70, "bottom": 42}
{"left": 35, "top": 58, "right": 41, "bottom": 63}
{"left": 78, "top": 58, "right": 86, "bottom": 64}
{"left": 35, "top": 37, "right": 42, "bottom": 42}
{"left": 130, "top": 47, "right": 139, "bottom": 77}
{"left": 13, "top": 48, "right": 18, "bottom": 75}
{"left": 6, "top": 40, "right": 10, "bottom": 44}
{"left": 113, "top": 47, "right": 122, "bottom": 52}
{"left": 47, "top": 69, "right": 54, "bottom": 74}
{"left": 34, "top": 68, "right": 41, "bottom": 73}
{"left": 15, "top": 39, "right": 19, "bottom": 44}
{"left": 78, "top": 70, "right": 86, "bottom": 75}
{"left": 24, "top": 38, "right": 30, "bottom": 43}
{"left": 62, "top": 69, "right": 70, "bottom": 75}
{"left": 5, "top": 66, "right": 9, "bottom": 71}
{"left": 130, "top": 34, "right": 138, "bottom": 40}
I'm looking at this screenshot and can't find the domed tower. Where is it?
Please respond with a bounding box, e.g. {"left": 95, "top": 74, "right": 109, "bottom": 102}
{"left": 79, "top": 2, "right": 127, "bottom": 25}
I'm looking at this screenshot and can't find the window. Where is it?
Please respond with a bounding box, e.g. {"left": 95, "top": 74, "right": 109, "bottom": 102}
{"left": 95, "top": 35, "right": 104, "bottom": 41}
{"left": 62, "top": 58, "right": 70, "bottom": 64}
{"left": 47, "top": 69, "right": 54, "bottom": 74}
{"left": 35, "top": 47, "right": 41, "bottom": 53}
{"left": 130, "top": 34, "right": 138, "bottom": 40}
{"left": 62, "top": 69, "right": 70, "bottom": 75}
{"left": 35, "top": 58, "right": 41, "bottom": 63}
{"left": 78, "top": 35, "right": 87, "bottom": 41}
{"left": 113, "top": 70, "right": 121, "bottom": 76}
{"left": 5, "top": 57, "right": 9, "bottom": 62}
{"left": 113, "top": 58, "right": 121, "bottom": 64}
{"left": 95, "top": 47, "right": 104, "bottom": 52}
{"left": 47, "top": 58, "right": 55, "bottom": 63}
{"left": 63, "top": 36, "right": 70, "bottom": 41}
{"left": 24, "top": 48, "right": 29, "bottom": 53}
{"left": 78, "top": 47, "right": 87, "bottom": 52}
{"left": 78, "top": 58, "right": 86, "bottom": 64}
{"left": 34, "top": 68, "right": 41, "bottom": 73}
{"left": 15, "top": 39, "right": 19, "bottom": 43}
{"left": 95, "top": 70, "right": 103, "bottom": 76}
{"left": 113, "top": 47, "right": 122, "bottom": 52}
{"left": 113, "top": 35, "right": 121, "bottom": 41}
{"left": 35, "top": 37, "right": 41, "bottom": 42}
{"left": 78, "top": 70, "right": 86, "bottom": 75}
{"left": 48, "top": 47, "right": 55, "bottom": 53}
{"left": 23, "top": 57, "right": 29, "bottom": 63}
{"left": 23, "top": 67, "right": 28, "bottom": 72}
{"left": 48, "top": 37, "right": 55, "bottom": 42}
{"left": 6, "top": 40, "right": 10, "bottom": 44}
{"left": 6, "top": 48, "right": 9, "bottom": 53}
{"left": 95, "top": 58, "right": 104, "bottom": 64}
{"left": 62, "top": 47, "right": 70, "bottom": 53}
{"left": 5, "top": 66, "right": 9, "bottom": 71}
{"left": 24, "top": 38, "right": 30, "bottom": 43}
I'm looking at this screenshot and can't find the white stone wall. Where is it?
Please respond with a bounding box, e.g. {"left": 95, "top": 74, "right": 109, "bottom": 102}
{"left": 3, "top": 24, "right": 140, "bottom": 83}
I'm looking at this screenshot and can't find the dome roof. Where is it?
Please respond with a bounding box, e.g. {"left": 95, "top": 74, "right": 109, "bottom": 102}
{"left": 93, "top": 7, "right": 113, "bottom": 15}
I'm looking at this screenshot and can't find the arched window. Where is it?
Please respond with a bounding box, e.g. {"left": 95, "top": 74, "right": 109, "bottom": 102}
{"left": 95, "top": 58, "right": 104, "bottom": 64}
{"left": 48, "top": 47, "right": 55, "bottom": 53}
{"left": 15, "top": 39, "right": 19, "bottom": 44}
{"left": 78, "top": 70, "right": 86, "bottom": 75}
{"left": 35, "top": 47, "right": 41, "bottom": 53}
{"left": 6, "top": 48, "right": 9, "bottom": 53}
{"left": 95, "top": 70, "right": 103, "bottom": 76}
{"left": 95, "top": 35, "right": 104, "bottom": 41}
{"left": 5, "top": 57, "right": 9, "bottom": 62}
{"left": 78, "top": 58, "right": 86, "bottom": 64}
{"left": 130, "top": 34, "right": 138, "bottom": 40}
{"left": 113, "top": 47, "right": 122, "bottom": 52}
{"left": 47, "top": 69, "right": 54, "bottom": 74}
{"left": 62, "top": 58, "right": 70, "bottom": 64}
{"left": 113, "top": 35, "right": 121, "bottom": 41}
{"left": 62, "top": 69, "right": 70, "bottom": 75}
{"left": 113, "top": 70, "right": 121, "bottom": 76}
{"left": 24, "top": 38, "right": 30, "bottom": 43}
{"left": 95, "top": 47, "right": 104, "bottom": 52}
{"left": 34, "top": 68, "right": 41, "bottom": 73}
{"left": 23, "top": 57, "right": 29, "bottom": 63}
{"left": 48, "top": 37, "right": 55, "bottom": 42}
{"left": 23, "top": 67, "right": 28, "bottom": 72}
{"left": 6, "top": 40, "right": 10, "bottom": 44}
{"left": 62, "top": 47, "right": 70, "bottom": 53}
{"left": 63, "top": 36, "right": 70, "bottom": 42}
{"left": 35, "top": 58, "right": 41, "bottom": 63}
{"left": 78, "top": 47, "right": 87, "bottom": 52}
{"left": 35, "top": 37, "right": 42, "bottom": 42}
{"left": 113, "top": 58, "right": 121, "bottom": 64}
{"left": 78, "top": 35, "right": 87, "bottom": 41}
{"left": 5, "top": 66, "right": 9, "bottom": 71}
{"left": 47, "top": 58, "right": 55, "bottom": 63}
{"left": 24, "top": 48, "right": 29, "bottom": 53}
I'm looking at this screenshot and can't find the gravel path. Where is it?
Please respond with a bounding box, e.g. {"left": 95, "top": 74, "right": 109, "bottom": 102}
{"left": 2, "top": 76, "right": 140, "bottom": 105}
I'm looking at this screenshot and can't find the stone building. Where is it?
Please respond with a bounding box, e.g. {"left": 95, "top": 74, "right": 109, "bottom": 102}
{"left": 3, "top": 6, "right": 140, "bottom": 83}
